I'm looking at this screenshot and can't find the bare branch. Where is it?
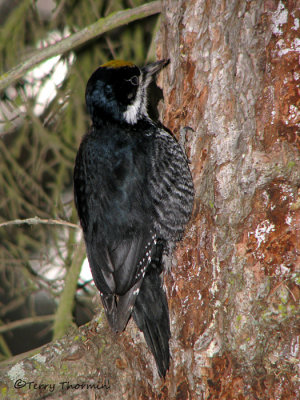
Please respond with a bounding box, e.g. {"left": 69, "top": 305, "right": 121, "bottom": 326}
{"left": 0, "top": 315, "right": 55, "bottom": 334}
{"left": 0, "top": 1, "right": 162, "bottom": 92}
{"left": 0, "top": 217, "right": 79, "bottom": 230}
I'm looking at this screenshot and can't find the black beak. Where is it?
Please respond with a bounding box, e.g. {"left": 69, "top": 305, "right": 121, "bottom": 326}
{"left": 142, "top": 59, "right": 170, "bottom": 77}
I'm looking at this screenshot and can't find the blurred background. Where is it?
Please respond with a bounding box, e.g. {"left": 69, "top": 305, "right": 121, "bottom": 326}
{"left": 0, "top": 0, "right": 159, "bottom": 360}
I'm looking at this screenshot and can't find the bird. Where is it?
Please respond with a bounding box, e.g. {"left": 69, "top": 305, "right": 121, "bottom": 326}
{"left": 73, "top": 59, "right": 194, "bottom": 378}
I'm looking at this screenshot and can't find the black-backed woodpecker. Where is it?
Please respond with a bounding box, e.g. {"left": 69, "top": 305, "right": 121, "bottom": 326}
{"left": 73, "top": 59, "right": 194, "bottom": 377}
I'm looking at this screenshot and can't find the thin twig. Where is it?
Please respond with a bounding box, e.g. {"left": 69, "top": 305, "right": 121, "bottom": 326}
{"left": 53, "top": 240, "right": 86, "bottom": 340}
{"left": 52, "top": 0, "right": 66, "bottom": 20}
{"left": 0, "top": 297, "right": 27, "bottom": 318}
{"left": 0, "top": 217, "right": 79, "bottom": 229}
{"left": 0, "top": 1, "right": 162, "bottom": 92}
{"left": 0, "top": 315, "right": 55, "bottom": 334}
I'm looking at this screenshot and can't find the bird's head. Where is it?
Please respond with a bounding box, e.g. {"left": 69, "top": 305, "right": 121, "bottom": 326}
{"left": 85, "top": 59, "right": 169, "bottom": 125}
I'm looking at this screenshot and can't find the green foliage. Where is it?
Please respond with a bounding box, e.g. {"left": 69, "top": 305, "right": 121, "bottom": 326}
{"left": 0, "top": 0, "right": 33, "bottom": 71}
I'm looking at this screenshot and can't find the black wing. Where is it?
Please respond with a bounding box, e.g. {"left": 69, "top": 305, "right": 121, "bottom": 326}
{"left": 85, "top": 229, "right": 157, "bottom": 332}
{"left": 74, "top": 127, "right": 156, "bottom": 331}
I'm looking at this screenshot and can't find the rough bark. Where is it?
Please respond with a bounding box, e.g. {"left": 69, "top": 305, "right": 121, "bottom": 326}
{"left": 0, "top": 1, "right": 299, "bottom": 399}
{"left": 157, "top": 0, "right": 299, "bottom": 398}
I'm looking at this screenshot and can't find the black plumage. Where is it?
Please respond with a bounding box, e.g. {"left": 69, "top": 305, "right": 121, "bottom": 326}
{"left": 73, "top": 59, "right": 194, "bottom": 377}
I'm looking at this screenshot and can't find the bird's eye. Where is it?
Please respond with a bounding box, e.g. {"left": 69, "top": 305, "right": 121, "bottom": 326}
{"left": 104, "top": 84, "right": 113, "bottom": 97}
{"left": 127, "top": 76, "right": 139, "bottom": 86}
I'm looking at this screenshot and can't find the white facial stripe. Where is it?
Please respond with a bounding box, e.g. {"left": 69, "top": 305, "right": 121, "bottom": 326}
{"left": 123, "top": 75, "right": 149, "bottom": 124}
{"left": 123, "top": 83, "right": 143, "bottom": 124}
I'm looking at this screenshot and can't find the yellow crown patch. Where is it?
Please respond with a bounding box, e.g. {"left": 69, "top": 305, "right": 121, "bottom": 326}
{"left": 101, "top": 60, "right": 135, "bottom": 69}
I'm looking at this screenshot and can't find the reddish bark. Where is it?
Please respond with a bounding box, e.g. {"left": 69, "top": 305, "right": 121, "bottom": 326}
{"left": 155, "top": 0, "right": 299, "bottom": 398}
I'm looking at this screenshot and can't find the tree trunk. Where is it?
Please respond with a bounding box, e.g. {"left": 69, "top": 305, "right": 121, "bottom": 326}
{"left": 158, "top": 0, "right": 299, "bottom": 398}
{"left": 1, "top": 1, "right": 299, "bottom": 399}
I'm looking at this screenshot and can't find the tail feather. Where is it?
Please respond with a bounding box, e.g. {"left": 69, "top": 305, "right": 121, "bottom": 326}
{"left": 101, "top": 278, "right": 143, "bottom": 332}
{"left": 132, "top": 262, "right": 171, "bottom": 377}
